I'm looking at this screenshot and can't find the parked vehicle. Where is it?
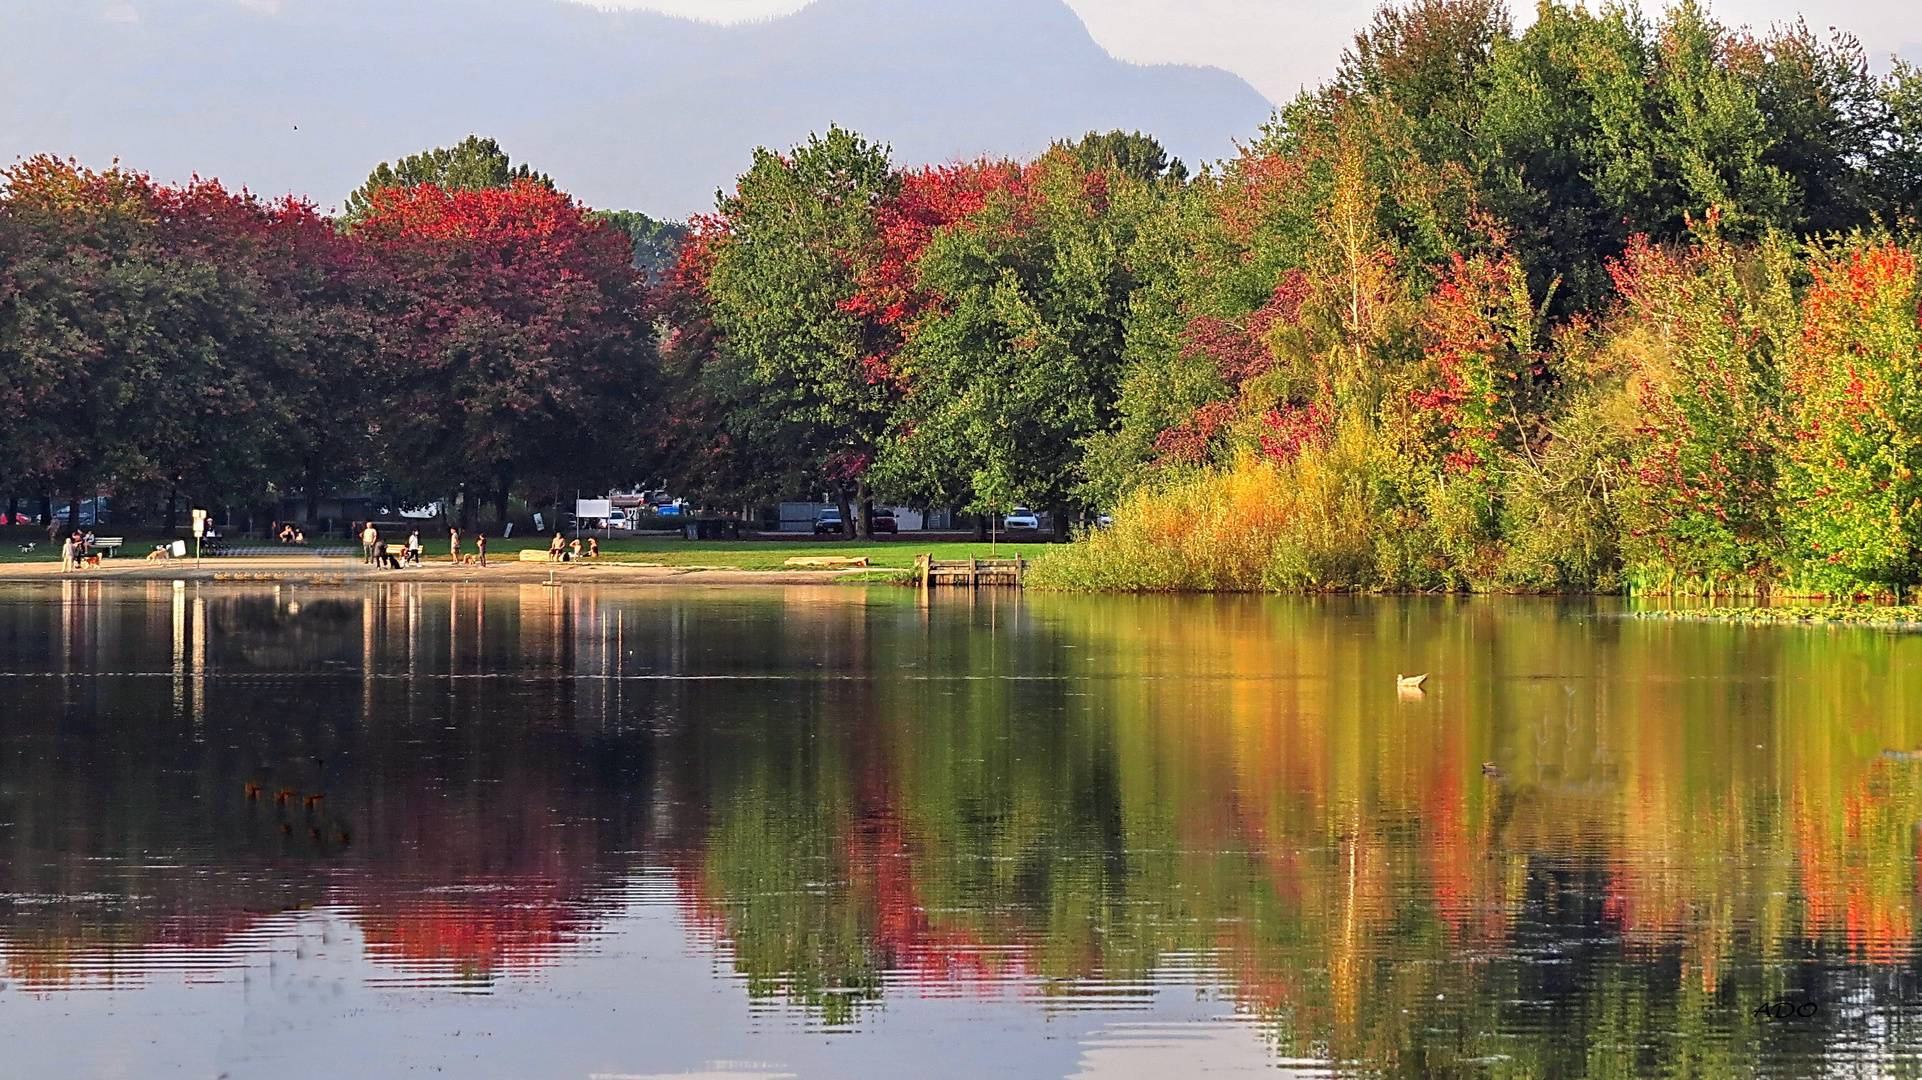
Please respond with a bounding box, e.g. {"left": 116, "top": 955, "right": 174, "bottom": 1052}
{"left": 813, "top": 509, "right": 844, "bottom": 535}
{"left": 1004, "top": 507, "right": 1040, "bottom": 530}
{"left": 870, "top": 508, "right": 898, "bottom": 534}
{"left": 607, "top": 507, "right": 630, "bottom": 530}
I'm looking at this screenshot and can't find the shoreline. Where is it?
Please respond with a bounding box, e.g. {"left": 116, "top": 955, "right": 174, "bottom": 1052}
{"left": 1630, "top": 605, "right": 1922, "bottom": 629}
{"left": 0, "top": 556, "right": 909, "bottom": 586}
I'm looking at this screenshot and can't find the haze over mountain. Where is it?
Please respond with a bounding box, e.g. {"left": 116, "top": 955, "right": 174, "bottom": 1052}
{"left": 0, "top": 0, "right": 1274, "bottom": 218}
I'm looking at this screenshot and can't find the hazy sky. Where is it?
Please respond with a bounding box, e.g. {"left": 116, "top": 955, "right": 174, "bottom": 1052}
{"left": 591, "top": 0, "right": 1922, "bottom": 103}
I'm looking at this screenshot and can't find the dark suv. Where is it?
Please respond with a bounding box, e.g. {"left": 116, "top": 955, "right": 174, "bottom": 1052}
{"left": 813, "top": 510, "right": 844, "bottom": 535}
{"left": 870, "top": 508, "right": 898, "bottom": 534}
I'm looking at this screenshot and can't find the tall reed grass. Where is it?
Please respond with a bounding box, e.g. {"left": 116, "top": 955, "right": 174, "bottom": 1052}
{"left": 1031, "top": 428, "right": 1384, "bottom": 592}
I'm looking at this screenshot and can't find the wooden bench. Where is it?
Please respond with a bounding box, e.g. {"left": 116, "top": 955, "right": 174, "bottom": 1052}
{"left": 94, "top": 536, "right": 124, "bottom": 557}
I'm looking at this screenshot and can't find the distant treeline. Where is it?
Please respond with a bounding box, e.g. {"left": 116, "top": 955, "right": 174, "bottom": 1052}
{"left": 9, "top": 0, "right": 1922, "bottom": 594}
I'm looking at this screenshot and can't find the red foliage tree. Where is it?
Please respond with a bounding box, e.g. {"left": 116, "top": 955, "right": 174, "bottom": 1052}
{"left": 351, "top": 180, "right": 651, "bottom": 525}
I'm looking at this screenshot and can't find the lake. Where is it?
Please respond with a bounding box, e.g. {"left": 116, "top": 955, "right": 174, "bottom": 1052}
{"left": 1, "top": 581, "right": 1920, "bottom": 1078}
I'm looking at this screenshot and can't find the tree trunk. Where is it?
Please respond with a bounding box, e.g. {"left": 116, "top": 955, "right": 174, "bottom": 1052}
{"left": 855, "top": 478, "right": 873, "bottom": 540}
{"left": 166, "top": 487, "right": 179, "bottom": 533}
{"left": 66, "top": 489, "right": 82, "bottom": 533}
{"left": 6, "top": 494, "right": 16, "bottom": 525}
{"left": 972, "top": 512, "right": 987, "bottom": 541}
{"left": 1050, "top": 504, "right": 1070, "bottom": 543}
{"left": 835, "top": 491, "right": 854, "bottom": 540}
{"left": 458, "top": 485, "right": 474, "bottom": 531}
{"left": 38, "top": 492, "right": 51, "bottom": 527}
{"left": 494, "top": 477, "right": 511, "bottom": 530}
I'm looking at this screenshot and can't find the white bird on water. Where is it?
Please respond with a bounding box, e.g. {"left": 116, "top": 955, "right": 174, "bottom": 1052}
{"left": 1397, "top": 673, "right": 1428, "bottom": 690}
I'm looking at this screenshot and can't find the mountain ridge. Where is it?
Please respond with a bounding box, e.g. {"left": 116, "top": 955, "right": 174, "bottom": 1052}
{"left": 0, "top": 0, "right": 1274, "bottom": 217}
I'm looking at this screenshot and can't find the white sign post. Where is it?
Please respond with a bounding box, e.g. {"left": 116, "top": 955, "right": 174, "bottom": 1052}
{"left": 191, "top": 508, "right": 208, "bottom": 567}
{"left": 576, "top": 499, "right": 612, "bottom": 544}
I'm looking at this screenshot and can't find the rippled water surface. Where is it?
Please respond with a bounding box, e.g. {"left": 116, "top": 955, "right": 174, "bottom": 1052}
{"left": 4, "top": 581, "right": 1922, "bottom": 1078}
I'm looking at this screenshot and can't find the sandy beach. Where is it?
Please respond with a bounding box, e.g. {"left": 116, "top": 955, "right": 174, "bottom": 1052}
{"left": 0, "top": 554, "right": 898, "bottom": 586}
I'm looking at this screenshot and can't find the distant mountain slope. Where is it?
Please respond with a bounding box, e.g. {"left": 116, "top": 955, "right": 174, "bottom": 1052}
{"left": 0, "top": 0, "right": 1274, "bottom": 217}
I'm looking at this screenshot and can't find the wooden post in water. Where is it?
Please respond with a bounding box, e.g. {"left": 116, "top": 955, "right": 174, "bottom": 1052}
{"left": 968, "top": 556, "right": 979, "bottom": 587}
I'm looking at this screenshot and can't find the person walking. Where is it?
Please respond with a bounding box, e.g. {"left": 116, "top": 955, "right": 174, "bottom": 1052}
{"left": 476, "top": 533, "right": 487, "bottom": 567}
{"left": 449, "top": 526, "right": 461, "bottom": 563}
{"left": 59, "top": 533, "right": 75, "bottom": 573}
{"left": 407, "top": 529, "right": 421, "bottom": 567}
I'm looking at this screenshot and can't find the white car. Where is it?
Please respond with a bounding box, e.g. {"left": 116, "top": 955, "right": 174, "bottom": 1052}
{"left": 1004, "top": 507, "right": 1040, "bottom": 530}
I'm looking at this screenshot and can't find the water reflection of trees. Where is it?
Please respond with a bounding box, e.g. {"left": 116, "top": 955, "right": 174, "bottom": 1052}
{"left": 665, "top": 594, "right": 1922, "bottom": 1074}
{"left": 0, "top": 584, "right": 649, "bottom": 989}
{"left": 8, "top": 585, "right": 1922, "bottom": 1072}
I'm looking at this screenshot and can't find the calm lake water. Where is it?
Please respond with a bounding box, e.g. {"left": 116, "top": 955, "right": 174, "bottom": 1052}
{"left": 3, "top": 581, "right": 1922, "bottom": 1078}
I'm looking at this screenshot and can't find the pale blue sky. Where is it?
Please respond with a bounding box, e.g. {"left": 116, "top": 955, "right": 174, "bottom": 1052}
{"left": 592, "top": 0, "right": 1922, "bottom": 103}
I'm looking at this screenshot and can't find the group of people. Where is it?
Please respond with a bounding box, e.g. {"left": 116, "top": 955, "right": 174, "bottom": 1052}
{"left": 57, "top": 530, "right": 98, "bottom": 572}
{"left": 53, "top": 517, "right": 603, "bottom": 571}
{"left": 359, "top": 524, "right": 599, "bottom": 568}
{"left": 546, "top": 532, "right": 597, "bottom": 561}
{"left": 358, "top": 523, "right": 427, "bottom": 569}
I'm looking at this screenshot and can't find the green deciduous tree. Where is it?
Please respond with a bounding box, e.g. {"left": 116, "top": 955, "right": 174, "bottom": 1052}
{"left": 696, "top": 126, "right": 902, "bottom": 536}
{"left": 343, "top": 136, "right": 550, "bottom": 222}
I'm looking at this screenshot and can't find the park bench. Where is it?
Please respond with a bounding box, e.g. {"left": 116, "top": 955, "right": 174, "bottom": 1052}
{"left": 94, "top": 537, "right": 124, "bottom": 557}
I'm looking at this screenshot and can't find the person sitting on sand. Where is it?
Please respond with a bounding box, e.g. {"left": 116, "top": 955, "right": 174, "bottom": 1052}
{"left": 587, "top": 537, "right": 599, "bottom": 559}
{"left": 548, "top": 532, "right": 565, "bottom": 562}
{"left": 569, "top": 538, "right": 582, "bottom": 561}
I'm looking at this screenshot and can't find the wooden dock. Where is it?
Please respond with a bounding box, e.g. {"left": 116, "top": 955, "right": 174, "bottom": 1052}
{"left": 915, "top": 554, "right": 1025, "bottom": 587}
